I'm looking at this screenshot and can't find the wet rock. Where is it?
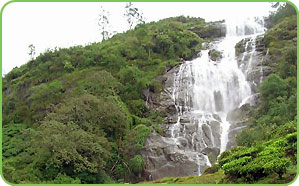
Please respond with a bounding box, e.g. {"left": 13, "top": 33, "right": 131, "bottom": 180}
{"left": 246, "top": 65, "right": 273, "bottom": 89}
{"left": 227, "top": 108, "right": 242, "bottom": 122}
{"left": 202, "top": 124, "right": 214, "bottom": 147}
{"left": 180, "top": 115, "right": 191, "bottom": 124}
{"left": 226, "top": 125, "right": 249, "bottom": 150}
{"left": 235, "top": 35, "right": 273, "bottom": 92}
{"left": 166, "top": 115, "right": 178, "bottom": 124}
{"left": 210, "top": 120, "right": 221, "bottom": 134}
{"left": 201, "top": 147, "right": 220, "bottom": 157}
{"left": 212, "top": 114, "right": 222, "bottom": 122}
{"left": 225, "top": 104, "right": 254, "bottom": 150}
{"left": 177, "top": 137, "right": 188, "bottom": 148}
{"left": 235, "top": 40, "right": 245, "bottom": 56}
{"left": 146, "top": 156, "right": 169, "bottom": 170}
{"left": 203, "top": 165, "right": 218, "bottom": 174}
{"left": 210, "top": 121, "right": 221, "bottom": 147}
{"left": 165, "top": 105, "right": 177, "bottom": 115}
{"left": 142, "top": 132, "right": 203, "bottom": 180}
{"left": 185, "top": 123, "right": 197, "bottom": 132}
{"left": 149, "top": 66, "right": 178, "bottom": 116}
{"left": 227, "top": 104, "right": 252, "bottom": 123}
{"left": 145, "top": 160, "right": 199, "bottom": 181}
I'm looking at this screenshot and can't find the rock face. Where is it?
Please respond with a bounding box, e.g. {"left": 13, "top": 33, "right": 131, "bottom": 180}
{"left": 142, "top": 62, "right": 221, "bottom": 181}
{"left": 225, "top": 103, "right": 255, "bottom": 150}
{"left": 236, "top": 35, "right": 273, "bottom": 92}
{"left": 142, "top": 132, "right": 201, "bottom": 180}
{"left": 147, "top": 63, "right": 179, "bottom": 117}
{"left": 224, "top": 34, "right": 273, "bottom": 150}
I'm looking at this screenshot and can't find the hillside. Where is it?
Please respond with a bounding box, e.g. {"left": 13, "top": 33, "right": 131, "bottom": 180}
{"left": 2, "top": 16, "right": 224, "bottom": 184}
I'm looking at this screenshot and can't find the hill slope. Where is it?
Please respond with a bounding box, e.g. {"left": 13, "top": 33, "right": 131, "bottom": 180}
{"left": 2, "top": 16, "right": 224, "bottom": 184}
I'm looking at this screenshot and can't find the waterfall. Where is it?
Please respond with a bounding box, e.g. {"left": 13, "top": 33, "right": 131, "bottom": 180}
{"left": 169, "top": 17, "right": 265, "bottom": 174}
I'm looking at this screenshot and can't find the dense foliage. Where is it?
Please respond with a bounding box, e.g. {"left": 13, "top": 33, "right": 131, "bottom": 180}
{"left": 266, "top": 3, "right": 297, "bottom": 28}
{"left": 2, "top": 16, "right": 211, "bottom": 184}
{"left": 219, "top": 137, "right": 294, "bottom": 182}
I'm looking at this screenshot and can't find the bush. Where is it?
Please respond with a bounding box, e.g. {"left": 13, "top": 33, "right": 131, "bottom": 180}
{"left": 45, "top": 173, "right": 81, "bottom": 184}
{"left": 286, "top": 132, "right": 297, "bottom": 143}
{"left": 236, "top": 127, "right": 266, "bottom": 147}
{"left": 129, "top": 155, "right": 144, "bottom": 175}
{"left": 127, "top": 100, "right": 147, "bottom": 117}
{"left": 122, "top": 124, "right": 151, "bottom": 159}
{"left": 267, "top": 3, "right": 296, "bottom": 27}
{"left": 219, "top": 138, "right": 291, "bottom": 181}
{"left": 208, "top": 49, "right": 222, "bottom": 61}
{"left": 259, "top": 74, "right": 288, "bottom": 101}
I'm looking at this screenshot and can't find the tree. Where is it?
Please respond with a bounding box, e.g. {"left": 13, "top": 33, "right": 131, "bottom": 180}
{"left": 98, "top": 6, "right": 111, "bottom": 41}
{"left": 63, "top": 61, "right": 74, "bottom": 72}
{"left": 124, "top": 2, "right": 145, "bottom": 30}
{"left": 28, "top": 44, "right": 36, "bottom": 60}
{"left": 258, "top": 74, "right": 288, "bottom": 101}
{"left": 45, "top": 94, "right": 130, "bottom": 139}
{"left": 267, "top": 3, "right": 296, "bottom": 27}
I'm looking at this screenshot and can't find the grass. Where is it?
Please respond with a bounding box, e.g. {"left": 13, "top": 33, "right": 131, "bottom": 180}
{"left": 140, "top": 165, "right": 297, "bottom": 184}
{"left": 140, "top": 171, "right": 225, "bottom": 184}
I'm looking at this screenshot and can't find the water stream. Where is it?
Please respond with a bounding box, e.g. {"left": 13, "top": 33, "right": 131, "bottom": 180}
{"left": 169, "top": 17, "right": 265, "bottom": 175}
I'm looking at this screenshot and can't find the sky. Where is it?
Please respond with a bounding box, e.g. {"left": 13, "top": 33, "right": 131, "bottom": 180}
{"left": 0, "top": 1, "right": 288, "bottom": 76}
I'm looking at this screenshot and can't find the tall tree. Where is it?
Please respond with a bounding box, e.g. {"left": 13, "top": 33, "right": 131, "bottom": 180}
{"left": 98, "top": 6, "right": 111, "bottom": 41}
{"left": 28, "top": 44, "right": 35, "bottom": 60}
{"left": 267, "top": 2, "right": 296, "bottom": 27}
{"left": 124, "top": 2, "right": 145, "bottom": 30}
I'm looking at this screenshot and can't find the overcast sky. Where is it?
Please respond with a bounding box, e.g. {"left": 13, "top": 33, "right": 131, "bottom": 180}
{"left": 0, "top": 2, "right": 287, "bottom": 75}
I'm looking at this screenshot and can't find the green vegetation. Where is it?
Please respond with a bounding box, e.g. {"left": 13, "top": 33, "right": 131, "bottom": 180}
{"left": 140, "top": 171, "right": 225, "bottom": 184}
{"left": 2, "top": 16, "right": 211, "bottom": 184}
{"left": 219, "top": 138, "right": 293, "bottom": 182}
{"left": 208, "top": 49, "right": 222, "bottom": 61}
{"left": 267, "top": 3, "right": 297, "bottom": 28}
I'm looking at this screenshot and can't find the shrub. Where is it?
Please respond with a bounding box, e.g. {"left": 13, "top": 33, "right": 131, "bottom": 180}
{"left": 129, "top": 155, "right": 144, "bottom": 175}
{"left": 259, "top": 74, "right": 288, "bottom": 101}
{"left": 219, "top": 138, "right": 291, "bottom": 181}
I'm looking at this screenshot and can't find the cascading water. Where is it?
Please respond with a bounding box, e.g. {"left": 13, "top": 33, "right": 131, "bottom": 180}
{"left": 142, "top": 17, "right": 266, "bottom": 180}
{"left": 169, "top": 17, "right": 265, "bottom": 174}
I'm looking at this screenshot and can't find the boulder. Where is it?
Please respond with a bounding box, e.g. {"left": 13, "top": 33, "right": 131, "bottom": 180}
{"left": 226, "top": 125, "right": 249, "bottom": 150}
{"left": 142, "top": 132, "right": 205, "bottom": 180}
{"left": 201, "top": 147, "right": 220, "bottom": 157}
